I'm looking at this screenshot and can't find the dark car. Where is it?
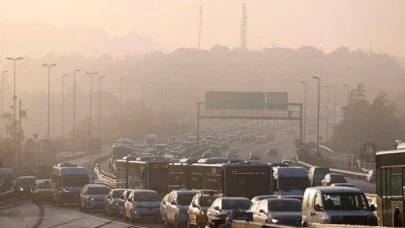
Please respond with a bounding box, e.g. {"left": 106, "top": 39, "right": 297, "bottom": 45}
{"left": 31, "top": 179, "right": 52, "bottom": 203}
{"left": 14, "top": 176, "right": 36, "bottom": 198}
{"left": 251, "top": 198, "right": 301, "bottom": 226}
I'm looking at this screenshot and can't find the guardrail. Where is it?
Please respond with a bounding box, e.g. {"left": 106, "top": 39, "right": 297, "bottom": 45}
{"left": 0, "top": 190, "right": 16, "bottom": 209}
{"left": 297, "top": 159, "right": 367, "bottom": 180}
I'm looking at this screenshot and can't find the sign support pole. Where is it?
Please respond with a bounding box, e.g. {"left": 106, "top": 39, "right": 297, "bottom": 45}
{"left": 196, "top": 102, "right": 202, "bottom": 150}
{"left": 299, "top": 103, "right": 303, "bottom": 149}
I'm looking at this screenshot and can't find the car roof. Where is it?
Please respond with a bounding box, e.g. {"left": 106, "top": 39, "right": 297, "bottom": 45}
{"left": 132, "top": 189, "right": 157, "bottom": 193}
{"left": 309, "top": 186, "right": 363, "bottom": 193}
{"left": 18, "top": 176, "right": 36, "bottom": 179}
{"left": 266, "top": 198, "right": 301, "bottom": 202}
{"left": 87, "top": 184, "right": 109, "bottom": 188}
{"left": 253, "top": 195, "right": 278, "bottom": 200}
{"left": 36, "top": 179, "right": 50, "bottom": 182}
{"left": 220, "top": 197, "right": 250, "bottom": 201}
{"left": 173, "top": 190, "right": 199, "bottom": 194}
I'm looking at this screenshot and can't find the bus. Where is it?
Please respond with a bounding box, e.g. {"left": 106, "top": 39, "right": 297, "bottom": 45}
{"left": 168, "top": 162, "right": 273, "bottom": 199}
{"left": 144, "top": 134, "right": 158, "bottom": 146}
{"left": 376, "top": 149, "right": 405, "bottom": 227}
{"left": 50, "top": 165, "right": 89, "bottom": 205}
{"left": 115, "top": 159, "right": 169, "bottom": 195}
{"left": 273, "top": 167, "right": 310, "bottom": 196}
{"left": 108, "top": 143, "right": 132, "bottom": 169}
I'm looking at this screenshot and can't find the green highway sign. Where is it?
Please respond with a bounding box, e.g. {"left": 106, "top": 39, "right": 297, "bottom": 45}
{"left": 205, "top": 91, "right": 266, "bottom": 110}
{"left": 267, "top": 92, "right": 288, "bottom": 110}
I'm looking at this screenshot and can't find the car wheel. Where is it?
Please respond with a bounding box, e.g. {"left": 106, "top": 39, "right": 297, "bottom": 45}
{"left": 165, "top": 215, "right": 170, "bottom": 227}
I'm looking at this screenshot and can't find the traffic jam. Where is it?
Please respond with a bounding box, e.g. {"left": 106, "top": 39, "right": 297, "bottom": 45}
{"left": 7, "top": 120, "right": 376, "bottom": 227}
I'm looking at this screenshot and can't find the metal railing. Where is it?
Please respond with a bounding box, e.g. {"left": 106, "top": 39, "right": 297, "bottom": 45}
{"left": 0, "top": 190, "right": 16, "bottom": 208}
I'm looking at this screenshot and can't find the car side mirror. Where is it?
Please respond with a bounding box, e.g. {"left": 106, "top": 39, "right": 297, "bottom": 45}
{"left": 214, "top": 206, "right": 220, "bottom": 211}
{"left": 259, "top": 209, "right": 266, "bottom": 214}
{"left": 314, "top": 204, "right": 322, "bottom": 212}
{"left": 370, "top": 204, "right": 375, "bottom": 212}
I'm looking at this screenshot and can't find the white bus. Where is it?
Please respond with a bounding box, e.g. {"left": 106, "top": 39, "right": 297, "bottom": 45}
{"left": 273, "top": 167, "right": 310, "bottom": 196}
{"left": 51, "top": 164, "right": 89, "bottom": 206}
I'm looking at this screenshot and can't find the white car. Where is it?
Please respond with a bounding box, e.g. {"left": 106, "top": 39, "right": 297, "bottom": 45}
{"left": 366, "top": 170, "right": 376, "bottom": 183}
{"left": 80, "top": 184, "right": 111, "bottom": 212}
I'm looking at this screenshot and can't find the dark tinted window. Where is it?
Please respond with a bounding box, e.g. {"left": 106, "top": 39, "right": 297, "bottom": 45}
{"left": 62, "top": 175, "right": 89, "bottom": 187}
{"left": 112, "top": 190, "right": 125, "bottom": 198}
{"left": 19, "top": 177, "right": 36, "bottom": 185}
{"left": 222, "top": 199, "right": 251, "bottom": 210}
{"left": 177, "top": 193, "right": 197, "bottom": 205}
{"left": 88, "top": 187, "right": 110, "bottom": 195}
{"left": 133, "top": 191, "right": 159, "bottom": 202}
{"left": 314, "top": 168, "right": 329, "bottom": 176}
{"left": 268, "top": 199, "right": 301, "bottom": 212}
{"left": 37, "top": 182, "right": 50, "bottom": 189}
{"left": 200, "top": 196, "right": 217, "bottom": 207}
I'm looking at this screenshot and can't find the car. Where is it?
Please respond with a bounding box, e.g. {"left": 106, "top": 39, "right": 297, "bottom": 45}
{"left": 250, "top": 195, "right": 278, "bottom": 205}
{"left": 123, "top": 189, "right": 161, "bottom": 222}
{"left": 249, "top": 150, "right": 260, "bottom": 156}
{"left": 301, "top": 187, "right": 377, "bottom": 227}
{"left": 14, "top": 176, "right": 36, "bottom": 198}
{"left": 104, "top": 188, "right": 127, "bottom": 216}
{"left": 321, "top": 173, "right": 347, "bottom": 186}
{"left": 240, "top": 135, "right": 250, "bottom": 144}
{"left": 164, "top": 190, "right": 199, "bottom": 227}
{"left": 249, "top": 134, "right": 257, "bottom": 142}
{"left": 248, "top": 154, "right": 261, "bottom": 161}
{"left": 207, "top": 197, "right": 252, "bottom": 226}
{"left": 79, "top": 184, "right": 111, "bottom": 212}
{"left": 227, "top": 148, "right": 238, "bottom": 154}
{"left": 201, "top": 152, "right": 214, "bottom": 158}
{"left": 31, "top": 179, "right": 52, "bottom": 203}
{"left": 209, "top": 145, "right": 220, "bottom": 156}
{"left": 226, "top": 152, "right": 238, "bottom": 159}
{"left": 308, "top": 167, "right": 330, "bottom": 187}
{"left": 287, "top": 127, "right": 296, "bottom": 135}
{"left": 277, "top": 195, "right": 304, "bottom": 202}
{"left": 267, "top": 147, "right": 278, "bottom": 156}
{"left": 366, "top": 170, "right": 376, "bottom": 183}
{"left": 330, "top": 183, "right": 355, "bottom": 188}
{"left": 187, "top": 190, "right": 221, "bottom": 228}
{"left": 265, "top": 132, "right": 275, "bottom": 141}
{"left": 257, "top": 136, "right": 266, "bottom": 144}
{"left": 219, "top": 141, "right": 230, "bottom": 151}
{"left": 251, "top": 198, "right": 302, "bottom": 226}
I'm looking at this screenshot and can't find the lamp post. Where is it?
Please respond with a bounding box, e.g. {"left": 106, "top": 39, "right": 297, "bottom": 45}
{"left": 86, "top": 72, "right": 97, "bottom": 153}
{"left": 324, "top": 86, "right": 330, "bottom": 142}
{"left": 120, "top": 77, "right": 125, "bottom": 117}
{"left": 42, "top": 64, "right": 56, "bottom": 143}
{"left": 98, "top": 76, "right": 106, "bottom": 138}
{"left": 300, "top": 81, "right": 307, "bottom": 144}
{"left": 313, "top": 76, "right": 321, "bottom": 152}
{"left": 72, "top": 69, "right": 81, "bottom": 156}
{"left": 6, "top": 57, "right": 23, "bottom": 165}
{"left": 332, "top": 86, "right": 337, "bottom": 127}
{"left": 61, "top": 74, "right": 68, "bottom": 139}
{"left": 343, "top": 84, "right": 350, "bottom": 105}
{"left": 1, "top": 71, "right": 7, "bottom": 133}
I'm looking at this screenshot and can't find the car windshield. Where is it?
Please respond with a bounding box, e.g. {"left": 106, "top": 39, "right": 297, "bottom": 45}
{"left": 268, "top": 200, "right": 301, "bottom": 212}
{"left": 177, "top": 193, "right": 197, "bottom": 205}
{"left": 314, "top": 168, "right": 329, "bottom": 176}
{"left": 134, "top": 191, "right": 159, "bottom": 202}
{"left": 200, "top": 196, "right": 217, "bottom": 207}
{"left": 37, "top": 182, "right": 51, "bottom": 189}
{"left": 62, "top": 175, "right": 89, "bottom": 187}
{"left": 112, "top": 190, "right": 125, "bottom": 198}
{"left": 19, "top": 178, "right": 35, "bottom": 185}
{"left": 323, "top": 193, "right": 369, "bottom": 210}
{"left": 222, "top": 199, "right": 251, "bottom": 210}
{"left": 88, "top": 187, "right": 110, "bottom": 195}
{"left": 278, "top": 177, "right": 310, "bottom": 191}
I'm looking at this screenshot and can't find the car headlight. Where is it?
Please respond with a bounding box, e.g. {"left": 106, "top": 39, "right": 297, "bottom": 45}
{"left": 19, "top": 187, "right": 24, "bottom": 191}
{"left": 271, "top": 219, "right": 279, "bottom": 224}
{"left": 89, "top": 198, "right": 94, "bottom": 201}
{"left": 116, "top": 203, "right": 118, "bottom": 206}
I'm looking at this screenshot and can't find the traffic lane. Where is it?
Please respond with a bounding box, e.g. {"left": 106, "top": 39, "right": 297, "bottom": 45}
{"left": 0, "top": 200, "right": 41, "bottom": 228}
{"left": 347, "top": 178, "right": 376, "bottom": 194}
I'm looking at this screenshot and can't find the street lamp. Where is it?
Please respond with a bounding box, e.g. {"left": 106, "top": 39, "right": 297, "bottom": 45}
{"left": 98, "top": 76, "right": 106, "bottom": 138}
{"left": 73, "top": 69, "right": 81, "bottom": 156}
{"left": 300, "top": 81, "right": 307, "bottom": 144}
{"left": 324, "top": 85, "right": 330, "bottom": 142}
{"left": 6, "top": 56, "right": 23, "bottom": 165}
{"left": 120, "top": 77, "right": 126, "bottom": 117}
{"left": 86, "top": 72, "right": 97, "bottom": 140}
{"left": 313, "top": 76, "right": 321, "bottom": 152}
{"left": 1, "top": 71, "right": 7, "bottom": 133}
{"left": 42, "top": 64, "right": 56, "bottom": 143}
{"left": 61, "top": 74, "right": 68, "bottom": 139}
{"left": 343, "top": 84, "right": 350, "bottom": 105}
{"left": 332, "top": 86, "right": 337, "bottom": 128}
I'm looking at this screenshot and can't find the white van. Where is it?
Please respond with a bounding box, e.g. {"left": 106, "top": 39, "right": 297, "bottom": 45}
{"left": 273, "top": 167, "right": 310, "bottom": 196}
{"left": 51, "top": 166, "right": 89, "bottom": 206}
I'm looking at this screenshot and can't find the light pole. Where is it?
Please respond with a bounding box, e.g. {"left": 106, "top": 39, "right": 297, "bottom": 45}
{"left": 6, "top": 57, "right": 23, "bottom": 165}
{"left": 1, "top": 71, "right": 7, "bottom": 133}
{"left": 98, "top": 76, "right": 106, "bottom": 138}
{"left": 120, "top": 77, "right": 125, "bottom": 117}
{"left": 61, "top": 74, "right": 68, "bottom": 139}
{"left": 165, "top": 76, "right": 170, "bottom": 117}
{"left": 332, "top": 86, "right": 337, "bottom": 127}
{"left": 72, "top": 69, "right": 81, "bottom": 156}
{"left": 42, "top": 64, "right": 56, "bottom": 143}
{"left": 313, "top": 76, "right": 321, "bottom": 152}
{"left": 300, "top": 81, "right": 307, "bottom": 144}
{"left": 324, "top": 85, "right": 330, "bottom": 142}
{"left": 343, "top": 84, "right": 350, "bottom": 105}
{"left": 86, "top": 72, "right": 97, "bottom": 139}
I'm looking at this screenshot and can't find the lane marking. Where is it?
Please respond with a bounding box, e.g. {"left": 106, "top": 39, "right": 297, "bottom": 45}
{"left": 47, "top": 217, "right": 85, "bottom": 228}
{"left": 31, "top": 202, "right": 45, "bottom": 228}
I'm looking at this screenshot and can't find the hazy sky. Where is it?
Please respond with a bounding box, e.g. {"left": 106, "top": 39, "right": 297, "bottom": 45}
{"left": 0, "top": 0, "right": 404, "bottom": 57}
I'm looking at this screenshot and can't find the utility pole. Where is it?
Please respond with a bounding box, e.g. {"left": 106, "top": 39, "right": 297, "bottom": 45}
{"left": 98, "top": 76, "right": 106, "bottom": 138}
{"left": 6, "top": 57, "right": 23, "bottom": 166}
{"left": 120, "top": 77, "right": 125, "bottom": 117}
{"left": 198, "top": 4, "right": 203, "bottom": 49}
{"left": 343, "top": 84, "right": 350, "bottom": 105}
{"left": 19, "top": 99, "right": 22, "bottom": 165}
{"left": 42, "top": 64, "right": 56, "bottom": 143}
{"left": 86, "top": 72, "right": 97, "bottom": 153}
{"left": 72, "top": 69, "right": 81, "bottom": 156}
{"left": 324, "top": 86, "right": 330, "bottom": 142}
{"left": 313, "top": 77, "right": 321, "bottom": 152}
{"left": 61, "top": 74, "right": 68, "bottom": 139}
{"left": 1, "top": 71, "right": 7, "bottom": 133}
{"left": 300, "top": 81, "right": 307, "bottom": 144}
{"left": 240, "top": 2, "right": 248, "bottom": 49}
{"left": 332, "top": 86, "right": 337, "bottom": 127}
